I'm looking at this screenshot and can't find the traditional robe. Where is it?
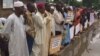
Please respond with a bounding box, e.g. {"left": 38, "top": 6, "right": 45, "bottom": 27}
{"left": 1, "top": 13, "right": 29, "bottom": 56}
{"left": 0, "top": 17, "right": 8, "bottom": 56}
{"left": 50, "top": 14, "right": 55, "bottom": 36}
{"left": 31, "top": 12, "right": 43, "bottom": 56}
{"left": 44, "top": 11, "right": 56, "bottom": 56}
{"left": 24, "top": 11, "right": 35, "bottom": 37}
{"left": 53, "top": 9, "right": 64, "bottom": 33}
{"left": 32, "top": 11, "right": 48, "bottom": 56}
{"left": 24, "top": 11, "right": 35, "bottom": 54}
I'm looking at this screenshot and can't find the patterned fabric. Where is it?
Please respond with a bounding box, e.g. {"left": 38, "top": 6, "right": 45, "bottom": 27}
{"left": 24, "top": 11, "right": 36, "bottom": 38}
{"left": 62, "top": 24, "right": 71, "bottom": 46}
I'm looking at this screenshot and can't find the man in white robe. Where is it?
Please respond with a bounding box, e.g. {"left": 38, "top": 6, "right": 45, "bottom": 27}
{"left": 53, "top": 5, "right": 64, "bottom": 35}
{"left": 45, "top": 3, "right": 56, "bottom": 56}
{"left": 0, "top": 18, "right": 8, "bottom": 56}
{"left": 32, "top": 3, "right": 51, "bottom": 56}
{"left": 24, "top": 3, "right": 43, "bottom": 56}
{"left": 0, "top": 1, "right": 29, "bottom": 56}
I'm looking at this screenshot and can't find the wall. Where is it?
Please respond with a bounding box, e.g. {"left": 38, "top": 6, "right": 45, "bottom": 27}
{"left": 0, "top": 0, "right": 46, "bottom": 17}
{"left": 0, "top": 0, "right": 28, "bottom": 18}
{"left": 0, "top": 0, "right": 13, "bottom": 17}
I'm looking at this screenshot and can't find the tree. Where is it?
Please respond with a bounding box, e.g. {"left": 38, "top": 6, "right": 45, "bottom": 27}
{"left": 92, "top": 0, "right": 100, "bottom": 10}
{"left": 70, "top": 0, "right": 82, "bottom": 7}
{"left": 83, "top": 0, "right": 92, "bottom": 7}
{"left": 83, "top": 0, "right": 100, "bottom": 10}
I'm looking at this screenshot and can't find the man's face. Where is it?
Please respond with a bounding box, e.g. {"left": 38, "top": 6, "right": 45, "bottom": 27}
{"left": 38, "top": 7, "right": 45, "bottom": 14}
{"left": 27, "top": 4, "right": 36, "bottom": 13}
{"left": 15, "top": 6, "right": 25, "bottom": 14}
{"left": 29, "top": 6, "right": 35, "bottom": 13}
{"left": 45, "top": 4, "right": 51, "bottom": 12}
{"left": 50, "top": 9, "right": 54, "bottom": 14}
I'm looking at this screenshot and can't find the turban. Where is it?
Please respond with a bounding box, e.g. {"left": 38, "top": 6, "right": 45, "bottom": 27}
{"left": 14, "top": 1, "right": 24, "bottom": 7}
{"left": 51, "top": 6, "right": 55, "bottom": 9}
{"left": 37, "top": 2, "right": 45, "bottom": 9}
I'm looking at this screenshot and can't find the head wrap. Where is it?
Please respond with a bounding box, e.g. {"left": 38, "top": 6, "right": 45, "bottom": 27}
{"left": 14, "top": 1, "right": 24, "bottom": 7}
{"left": 37, "top": 2, "right": 45, "bottom": 9}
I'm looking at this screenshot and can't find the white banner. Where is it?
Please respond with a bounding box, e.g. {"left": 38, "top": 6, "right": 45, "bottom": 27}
{"left": 84, "top": 20, "right": 88, "bottom": 29}
{"left": 89, "top": 13, "right": 95, "bottom": 26}
{"left": 51, "top": 37, "right": 61, "bottom": 48}
{"left": 75, "top": 23, "right": 80, "bottom": 35}
{"left": 70, "top": 26, "right": 74, "bottom": 39}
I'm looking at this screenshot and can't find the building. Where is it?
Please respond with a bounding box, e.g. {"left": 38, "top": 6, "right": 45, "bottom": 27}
{"left": 0, "top": 0, "right": 13, "bottom": 17}
{"left": 0, "top": 0, "right": 47, "bottom": 17}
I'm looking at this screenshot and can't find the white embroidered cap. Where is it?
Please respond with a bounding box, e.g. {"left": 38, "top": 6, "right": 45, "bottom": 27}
{"left": 14, "top": 1, "right": 24, "bottom": 7}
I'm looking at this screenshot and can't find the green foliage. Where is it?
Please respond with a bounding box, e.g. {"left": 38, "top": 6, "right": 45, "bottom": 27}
{"left": 92, "top": 0, "right": 100, "bottom": 10}
{"left": 83, "top": 0, "right": 100, "bottom": 10}
{"left": 70, "top": 0, "right": 82, "bottom": 7}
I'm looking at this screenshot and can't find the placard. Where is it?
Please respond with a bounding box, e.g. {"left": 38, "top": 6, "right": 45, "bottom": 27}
{"left": 70, "top": 26, "right": 74, "bottom": 39}
{"left": 3, "top": 0, "right": 13, "bottom": 8}
{"left": 80, "top": 24, "right": 83, "bottom": 32}
{"left": 84, "top": 20, "right": 88, "bottom": 29}
{"left": 89, "top": 13, "right": 95, "bottom": 26}
{"left": 49, "top": 35, "right": 62, "bottom": 54}
{"left": 75, "top": 23, "right": 80, "bottom": 35}
{"left": 51, "top": 37, "right": 61, "bottom": 48}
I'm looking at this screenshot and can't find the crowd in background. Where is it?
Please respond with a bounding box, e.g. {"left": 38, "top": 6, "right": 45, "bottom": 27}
{"left": 0, "top": 1, "right": 98, "bottom": 56}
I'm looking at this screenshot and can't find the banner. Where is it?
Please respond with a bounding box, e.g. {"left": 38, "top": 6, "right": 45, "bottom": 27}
{"left": 49, "top": 35, "right": 62, "bottom": 54}
{"left": 84, "top": 20, "right": 88, "bottom": 29}
{"left": 89, "top": 13, "right": 95, "bottom": 26}
{"left": 70, "top": 26, "right": 74, "bottom": 39}
{"left": 75, "top": 23, "right": 80, "bottom": 35}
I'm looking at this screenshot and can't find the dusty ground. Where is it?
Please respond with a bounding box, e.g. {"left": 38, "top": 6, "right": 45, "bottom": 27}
{"left": 82, "top": 20, "right": 100, "bottom": 56}
{"left": 1, "top": 19, "right": 100, "bottom": 56}
{"left": 59, "top": 19, "right": 100, "bottom": 56}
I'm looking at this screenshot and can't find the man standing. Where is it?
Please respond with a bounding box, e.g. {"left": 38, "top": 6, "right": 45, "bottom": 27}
{"left": 24, "top": 3, "right": 43, "bottom": 56}
{"left": 32, "top": 3, "right": 50, "bottom": 56}
{"left": 24, "top": 3, "right": 36, "bottom": 55}
{"left": 1, "top": 1, "right": 29, "bottom": 56}
{"left": 45, "top": 3, "right": 55, "bottom": 37}
{"left": 53, "top": 3, "right": 64, "bottom": 35}
{"left": 0, "top": 17, "right": 8, "bottom": 56}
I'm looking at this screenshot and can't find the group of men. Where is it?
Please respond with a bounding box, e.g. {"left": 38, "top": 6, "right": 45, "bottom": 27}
{"left": 0, "top": 1, "right": 95, "bottom": 56}
{"left": 0, "top": 1, "right": 57, "bottom": 56}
